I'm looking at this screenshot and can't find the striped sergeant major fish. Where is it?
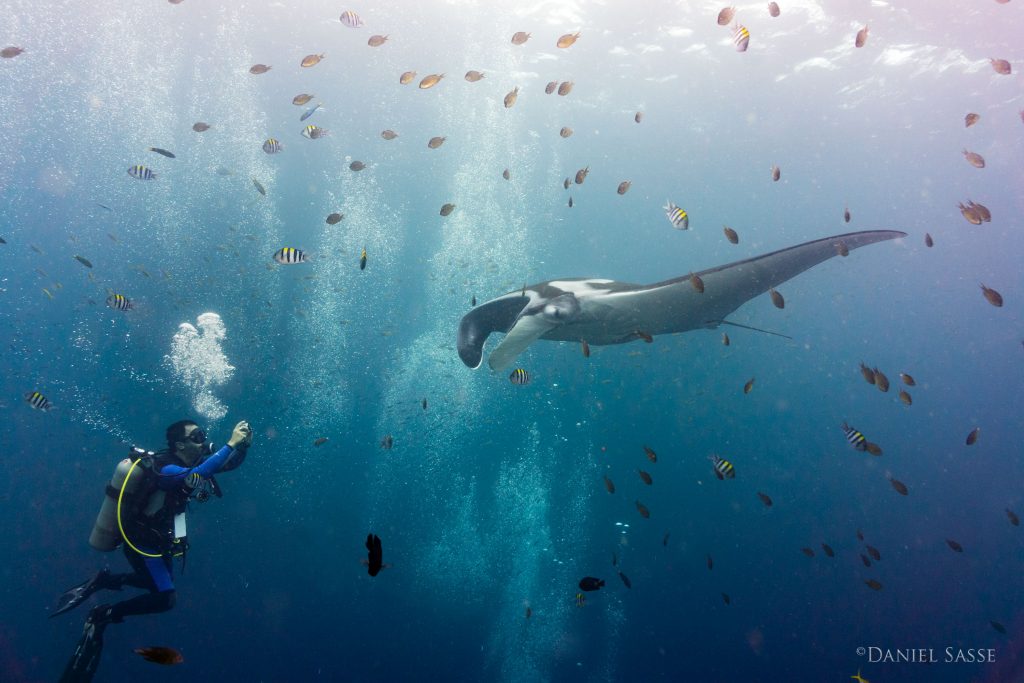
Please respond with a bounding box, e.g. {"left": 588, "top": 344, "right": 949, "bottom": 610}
{"left": 509, "top": 368, "right": 530, "bottom": 385}
{"left": 262, "top": 138, "right": 283, "bottom": 154}
{"left": 732, "top": 23, "right": 750, "bottom": 52}
{"left": 841, "top": 422, "right": 868, "bottom": 451}
{"left": 709, "top": 454, "right": 735, "bottom": 480}
{"left": 127, "top": 165, "right": 156, "bottom": 180}
{"left": 25, "top": 391, "right": 53, "bottom": 411}
{"left": 663, "top": 201, "right": 689, "bottom": 230}
{"left": 273, "top": 247, "right": 308, "bottom": 265}
{"left": 300, "top": 125, "right": 328, "bottom": 140}
{"left": 106, "top": 293, "right": 133, "bottom": 311}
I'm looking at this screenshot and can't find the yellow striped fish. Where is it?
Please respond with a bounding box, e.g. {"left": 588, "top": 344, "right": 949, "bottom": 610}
{"left": 106, "top": 293, "right": 133, "bottom": 311}
{"left": 663, "top": 201, "right": 689, "bottom": 230}
{"left": 732, "top": 23, "right": 750, "bottom": 52}
{"left": 262, "top": 138, "right": 283, "bottom": 154}
{"left": 273, "top": 247, "right": 308, "bottom": 265}
{"left": 709, "top": 455, "right": 735, "bottom": 480}
{"left": 25, "top": 391, "right": 53, "bottom": 411}
{"left": 509, "top": 368, "right": 530, "bottom": 385}
{"left": 300, "top": 125, "right": 328, "bottom": 140}
{"left": 127, "top": 165, "right": 156, "bottom": 180}
{"left": 841, "top": 422, "right": 868, "bottom": 451}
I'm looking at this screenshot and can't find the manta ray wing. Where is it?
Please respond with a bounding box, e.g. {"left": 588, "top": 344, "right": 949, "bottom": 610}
{"left": 458, "top": 230, "right": 905, "bottom": 370}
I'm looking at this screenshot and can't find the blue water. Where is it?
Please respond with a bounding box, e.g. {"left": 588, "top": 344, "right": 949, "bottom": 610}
{"left": 2, "top": 1, "right": 1023, "bottom": 681}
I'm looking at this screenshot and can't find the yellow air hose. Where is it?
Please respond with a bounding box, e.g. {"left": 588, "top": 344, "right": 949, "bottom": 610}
{"left": 116, "top": 457, "right": 161, "bottom": 558}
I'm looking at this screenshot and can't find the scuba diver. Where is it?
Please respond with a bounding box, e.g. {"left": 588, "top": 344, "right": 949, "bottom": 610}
{"left": 52, "top": 419, "right": 254, "bottom": 682}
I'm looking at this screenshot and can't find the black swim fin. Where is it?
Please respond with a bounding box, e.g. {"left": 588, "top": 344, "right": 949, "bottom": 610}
{"left": 58, "top": 609, "right": 109, "bottom": 683}
{"left": 50, "top": 569, "right": 110, "bottom": 618}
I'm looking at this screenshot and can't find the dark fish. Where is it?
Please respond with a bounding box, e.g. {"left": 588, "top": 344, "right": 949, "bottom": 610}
{"left": 821, "top": 543, "right": 834, "bottom": 558}
{"left": 428, "top": 136, "right": 446, "bottom": 149}
{"left": 581, "top": 340, "right": 590, "bottom": 358}
{"left": 558, "top": 81, "right": 574, "bottom": 96}
{"left": 249, "top": 64, "right": 272, "bottom": 74}
{"left": 723, "top": 226, "right": 739, "bottom": 244}
{"left": 968, "top": 200, "right": 991, "bottom": 222}
{"left": 0, "top": 236, "right": 5, "bottom": 244}
{"left": 925, "top": 232, "right": 934, "bottom": 247}
{"left": 722, "top": 333, "right": 730, "bottom": 346}
{"left": 544, "top": 81, "right": 557, "bottom": 94}
{"left": 349, "top": 161, "right": 366, "bottom": 172}
{"left": 313, "top": 437, "right": 329, "bottom": 447}
{"left": 860, "top": 553, "right": 871, "bottom": 567}
{"left": 511, "top": 31, "right": 530, "bottom": 45}
{"left": 96, "top": 203, "right": 112, "bottom": 212}
{"left": 133, "top": 647, "right": 183, "bottom": 665}
{"left": 643, "top": 445, "right": 657, "bottom": 463}
{"left": 966, "top": 427, "right": 980, "bottom": 446}
{"left": 743, "top": 377, "right": 755, "bottom": 395}
{"left": 574, "top": 166, "right": 589, "bottom": 184}
{"left": 757, "top": 492, "right": 773, "bottom": 507}
{"left": 635, "top": 111, "right": 644, "bottom": 123}
{"left": 464, "top": 70, "right": 485, "bottom": 82}
{"left": 1, "top": 47, "right": 25, "bottom": 58}
{"left": 368, "top": 35, "right": 388, "bottom": 47}
{"left": 990, "top": 58, "right": 1012, "bottom": 75}
{"left": 635, "top": 500, "right": 650, "bottom": 518}
{"left": 663, "top": 532, "right": 670, "bottom": 547}
{"left": 768, "top": 2, "right": 780, "bottom": 17}
{"left": 300, "top": 54, "right": 324, "bottom": 68}
{"left": 889, "top": 477, "right": 908, "bottom": 495}
{"left": 636, "top": 330, "right": 653, "bottom": 343}
{"left": 768, "top": 287, "right": 784, "bottom": 309}
{"left": 864, "top": 579, "right": 883, "bottom": 591}
{"left": 717, "top": 6, "right": 736, "bottom": 25}
{"left": 192, "top": 122, "right": 210, "bottom": 132}
{"left": 326, "top": 213, "right": 344, "bottom": 225}
{"left": 419, "top": 74, "right": 445, "bottom": 89}
{"left": 965, "top": 113, "right": 980, "bottom": 128}
{"left": 440, "top": 203, "right": 456, "bottom": 217}
{"left": 707, "top": 554, "right": 713, "bottom": 570}
{"left": 844, "top": 206, "right": 851, "bottom": 223}
{"left": 399, "top": 71, "right": 416, "bottom": 85}
{"left": 835, "top": 240, "right": 849, "bottom": 257}
{"left": 946, "top": 539, "right": 964, "bottom": 553}
{"left": 855, "top": 26, "right": 869, "bottom": 48}
{"left": 899, "top": 372, "right": 916, "bottom": 386}
{"left": 865, "top": 442, "right": 882, "bottom": 456}
{"left": 74, "top": 255, "right": 93, "bottom": 268}
{"left": 992, "top": 621, "right": 1007, "bottom": 634}
{"left": 293, "top": 93, "right": 314, "bottom": 105}
{"left": 980, "top": 284, "right": 1003, "bottom": 307}
{"left": 360, "top": 248, "right": 367, "bottom": 271}
{"left": 859, "top": 362, "right": 876, "bottom": 385}
{"left": 690, "top": 273, "right": 705, "bottom": 293}
{"left": 770, "top": 164, "right": 780, "bottom": 182}
{"left": 563, "top": 178, "right": 571, "bottom": 190}
{"left": 618, "top": 572, "right": 632, "bottom": 589}
{"left": 603, "top": 475, "right": 615, "bottom": 494}
{"left": 578, "top": 577, "right": 604, "bottom": 591}
{"left": 252, "top": 178, "right": 266, "bottom": 196}
{"left": 857, "top": 529, "right": 864, "bottom": 541}
{"left": 873, "top": 368, "right": 889, "bottom": 392}
{"left": 148, "top": 147, "right": 175, "bottom": 158}
{"left": 503, "top": 87, "right": 519, "bottom": 108}
{"left": 866, "top": 545, "right": 881, "bottom": 561}
{"left": 638, "top": 469, "right": 653, "bottom": 485}
{"left": 421, "top": 398, "right": 427, "bottom": 410}
{"left": 612, "top": 552, "right": 617, "bottom": 567}
{"left": 568, "top": 196, "right": 574, "bottom": 208}
{"left": 801, "top": 547, "right": 815, "bottom": 557}
{"left": 525, "top": 606, "right": 531, "bottom": 619}
{"left": 503, "top": 169, "right": 510, "bottom": 180}
{"left": 898, "top": 390, "right": 912, "bottom": 406}
{"left": 1007, "top": 509, "right": 1019, "bottom": 527}
{"left": 721, "top": 593, "right": 731, "bottom": 605}
{"left": 381, "top": 129, "right": 399, "bottom": 140}
{"left": 365, "top": 533, "right": 384, "bottom": 576}
{"left": 471, "top": 295, "right": 476, "bottom": 307}
{"left": 381, "top": 435, "right": 393, "bottom": 449}
{"left": 617, "top": 181, "right": 631, "bottom": 195}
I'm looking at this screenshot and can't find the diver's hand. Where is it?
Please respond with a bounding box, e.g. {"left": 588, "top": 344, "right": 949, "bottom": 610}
{"left": 228, "top": 420, "right": 252, "bottom": 448}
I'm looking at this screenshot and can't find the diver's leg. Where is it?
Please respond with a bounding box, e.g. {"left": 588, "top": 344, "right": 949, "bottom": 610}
{"left": 101, "top": 552, "right": 176, "bottom": 621}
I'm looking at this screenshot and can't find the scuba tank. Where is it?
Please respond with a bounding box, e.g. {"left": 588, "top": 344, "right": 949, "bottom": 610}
{"left": 89, "top": 447, "right": 165, "bottom": 551}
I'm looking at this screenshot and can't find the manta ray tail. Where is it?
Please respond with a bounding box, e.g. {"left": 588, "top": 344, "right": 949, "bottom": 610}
{"left": 708, "top": 319, "right": 794, "bottom": 340}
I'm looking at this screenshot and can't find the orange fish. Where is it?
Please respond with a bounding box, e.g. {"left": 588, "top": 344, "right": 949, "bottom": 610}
{"left": 723, "top": 226, "right": 739, "bottom": 244}
{"left": 991, "top": 58, "right": 1012, "bottom": 75}
{"left": 769, "top": 288, "right": 784, "bottom": 309}
{"left": 581, "top": 340, "right": 590, "bottom": 358}
{"left": 821, "top": 543, "right": 834, "bottom": 558}
{"left": 743, "top": 377, "right": 755, "bottom": 394}
{"left": 511, "top": 31, "right": 530, "bottom": 45}
{"left": 899, "top": 372, "right": 916, "bottom": 386}
{"left": 963, "top": 149, "right": 985, "bottom": 168}
{"left": 717, "top": 6, "right": 736, "bottom": 25}
{"left": 617, "top": 181, "right": 632, "bottom": 195}
{"left": 399, "top": 71, "right": 416, "bottom": 85}
{"left": 300, "top": 53, "right": 324, "bottom": 68}
{"left": 558, "top": 81, "right": 574, "bottom": 96}
{"left": 966, "top": 427, "right": 980, "bottom": 445}
{"left": 865, "top": 442, "right": 883, "bottom": 456}
{"left": 864, "top": 579, "right": 883, "bottom": 591}
{"left": 638, "top": 470, "right": 653, "bottom": 485}
{"left": 965, "top": 113, "right": 980, "bottom": 128}
{"left": 980, "top": 284, "right": 1003, "bottom": 307}
{"left": 690, "top": 273, "right": 705, "bottom": 293}
{"left": 873, "top": 368, "right": 889, "bottom": 392}
{"left": 855, "top": 26, "right": 869, "bottom": 48}
{"left": 859, "top": 362, "right": 876, "bottom": 385}
{"left": 635, "top": 500, "right": 650, "bottom": 518}
{"left": 898, "top": 390, "right": 912, "bottom": 406}
{"left": 503, "top": 87, "right": 519, "bottom": 108}
{"left": 866, "top": 545, "right": 881, "bottom": 561}
{"left": 889, "top": 477, "right": 908, "bottom": 495}
{"left": 636, "top": 330, "right": 653, "bottom": 343}
{"left": 757, "top": 491, "right": 773, "bottom": 507}
{"left": 603, "top": 475, "right": 615, "bottom": 494}
{"left": 770, "top": 164, "right": 781, "bottom": 181}
{"left": 419, "top": 73, "right": 445, "bottom": 89}
{"left": 643, "top": 445, "right": 657, "bottom": 463}
{"left": 556, "top": 32, "right": 581, "bottom": 48}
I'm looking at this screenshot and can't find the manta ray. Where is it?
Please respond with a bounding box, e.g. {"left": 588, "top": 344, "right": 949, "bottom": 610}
{"left": 458, "top": 230, "right": 905, "bottom": 371}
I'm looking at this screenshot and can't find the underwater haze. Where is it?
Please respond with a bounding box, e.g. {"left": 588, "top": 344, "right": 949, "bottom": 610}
{"left": 1, "top": 0, "right": 1023, "bottom": 681}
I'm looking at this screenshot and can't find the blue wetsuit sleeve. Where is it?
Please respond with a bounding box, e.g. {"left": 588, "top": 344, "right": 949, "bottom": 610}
{"left": 156, "top": 444, "right": 235, "bottom": 489}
